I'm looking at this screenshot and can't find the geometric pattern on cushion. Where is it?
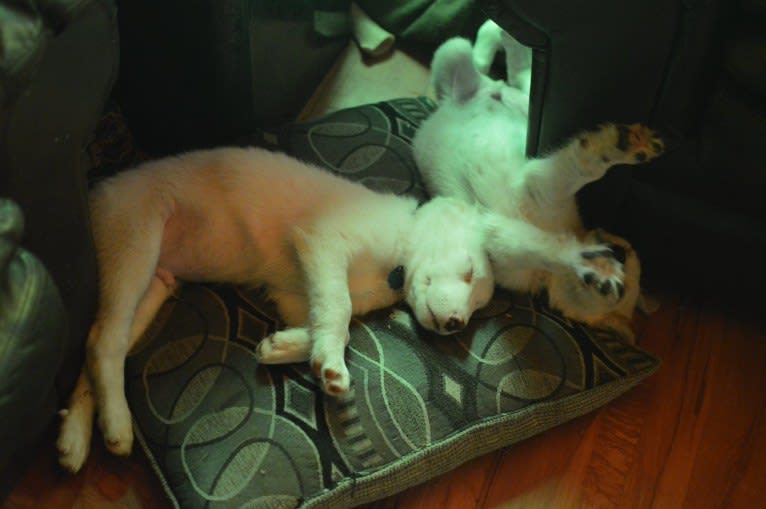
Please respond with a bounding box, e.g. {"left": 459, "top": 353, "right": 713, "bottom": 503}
{"left": 124, "top": 98, "right": 660, "bottom": 508}
{"left": 245, "top": 97, "right": 435, "bottom": 201}
{"left": 127, "top": 286, "right": 658, "bottom": 509}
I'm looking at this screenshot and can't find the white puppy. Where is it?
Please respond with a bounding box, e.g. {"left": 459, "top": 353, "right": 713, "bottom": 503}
{"left": 413, "top": 22, "right": 664, "bottom": 339}
{"left": 56, "top": 146, "right": 494, "bottom": 473}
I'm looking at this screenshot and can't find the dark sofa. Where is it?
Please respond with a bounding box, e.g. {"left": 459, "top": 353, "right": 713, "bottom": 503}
{"left": 0, "top": 0, "right": 117, "bottom": 497}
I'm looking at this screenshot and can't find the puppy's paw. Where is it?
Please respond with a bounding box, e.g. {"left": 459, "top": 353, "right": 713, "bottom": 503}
{"left": 98, "top": 399, "right": 133, "bottom": 457}
{"left": 255, "top": 334, "right": 281, "bottom": 363}
{"left": 579, "top": 123, "right": 664, "bottom": 166}
{"left": 57, "top": 407, "right": 93, "bottom": 473}
{"left": 576, "top": 244, "right": 626, "bottom": 302}
{"left": 256, "top": 329, "right": 312, "bottom": 364}
{"left": 314, "top": 361, "right": 351, "bottom": 396}
{"left": 310, "top": 351, "right": 351, "bottom": 396}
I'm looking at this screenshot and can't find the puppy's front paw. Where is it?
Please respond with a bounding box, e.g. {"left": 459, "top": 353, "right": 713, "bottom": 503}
{"left": 257, "top": 329, "right": 312, "bottom": 364}
{"left": 579, "top": 123, "right": 664, "bottom": 166}
{"left": 98, "top": 399, "right": 133, "bottom": 457}
{"left": 576, "top": 245, "right": 626, "bottom": 302}
{"left": 312, "top": 359, "right": 351, "bottom": 396}
{"left": 310, "top": 345, "right": 351, "bottom": 397}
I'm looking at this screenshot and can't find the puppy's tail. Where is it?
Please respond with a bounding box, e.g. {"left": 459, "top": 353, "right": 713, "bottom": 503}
{"left": 431, "top": 38, "right": 481, "bottom": 104}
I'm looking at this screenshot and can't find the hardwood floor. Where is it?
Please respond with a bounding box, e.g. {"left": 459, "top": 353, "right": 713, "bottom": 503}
{"left": 4, "top": 42, "right": 765, "bottom": 509}
{"left": 2, "top": 432, "right": 169, "bottom": 509}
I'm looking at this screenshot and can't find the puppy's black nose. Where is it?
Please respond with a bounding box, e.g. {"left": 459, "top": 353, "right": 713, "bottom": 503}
{"left": 444, "top": 317, "right": 466, "bottom": 332}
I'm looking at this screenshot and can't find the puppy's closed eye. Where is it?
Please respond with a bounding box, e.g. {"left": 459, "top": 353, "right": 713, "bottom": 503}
{"left": 462, "top": 267, "right": 474, "bottom": 284}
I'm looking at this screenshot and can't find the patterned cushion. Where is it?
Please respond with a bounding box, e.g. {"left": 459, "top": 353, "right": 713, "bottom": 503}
{"left": 125, "top": 98, "right": 660, "bottom": 509}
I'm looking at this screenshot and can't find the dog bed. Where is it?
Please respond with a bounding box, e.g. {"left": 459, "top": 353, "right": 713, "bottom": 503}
{"left": 124, "top": 97, "right": 659, "bottom": 508}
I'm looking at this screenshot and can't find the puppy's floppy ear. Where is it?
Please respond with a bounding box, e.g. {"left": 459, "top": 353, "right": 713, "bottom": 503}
{"left": 431, "top": 38, "right": 481, "bottom": 103}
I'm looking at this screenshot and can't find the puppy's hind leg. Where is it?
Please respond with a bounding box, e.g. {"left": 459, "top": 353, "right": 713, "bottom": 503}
{"left": 500, "top": 29, "right": 532, "bottom": 93}
{"left": 521, "top": 124, "right": 665, "bottom": 205}
{"left": 474, "top": 20, "right": 531, "bottom": 91}
{"left": 58, "top": 272, "right": 177, "bottom": 472}
{"left": 86, "top": 200, "right": 174, "bottom": 458}
{"left": 56, "top": 368, "right": 95, "bottom": 473}
{"left": 127, "top": 268, "right": 180, "bottom": 349}
{"left": 473, "top": 20, "right": 504, "bottom": 75}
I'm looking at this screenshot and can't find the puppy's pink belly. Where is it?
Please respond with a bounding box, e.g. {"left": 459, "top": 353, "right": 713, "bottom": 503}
{"left": 158, "top": 217, "right": 252, "bottom": 283}
{"left": 157, "top": 244, "right": 249, "bottom": 283}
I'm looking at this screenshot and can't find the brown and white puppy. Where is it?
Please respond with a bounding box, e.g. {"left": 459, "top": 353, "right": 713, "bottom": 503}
{"left": 56, "top": 146, "right": 494, "bottom": 473}
{"left": 413, "top": 23, "right": 664, "bottom": 340}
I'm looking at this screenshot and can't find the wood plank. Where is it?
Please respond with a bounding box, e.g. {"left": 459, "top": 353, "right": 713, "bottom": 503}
{"left": 391, "top": 451, "right": 503, "bottom": 509}
{"left": 2, "top": 432, "right": 170, "bottom": 509}
{"left": 478, "top": 414, "right": 597, "bottom": 508}
{"left": 640, "top": 291, "right": 713, "bottom": 509}
{"left": 681, "top": 298, "right": 766, "bottom": 509}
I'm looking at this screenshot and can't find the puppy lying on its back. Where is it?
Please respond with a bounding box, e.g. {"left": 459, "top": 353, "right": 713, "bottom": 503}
{"left": 57, "top": 146, "right": 494, "bottom": 473}
{"left": 414, "top": 25, "right": 664, "bottom": 340}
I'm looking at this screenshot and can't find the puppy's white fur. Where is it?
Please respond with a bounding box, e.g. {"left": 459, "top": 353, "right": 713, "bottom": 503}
{"left": 57, "top": 146, "right": 494, "bottom": 473}
{"left": 413, "top": 22, "right": 664, "bottom": 339}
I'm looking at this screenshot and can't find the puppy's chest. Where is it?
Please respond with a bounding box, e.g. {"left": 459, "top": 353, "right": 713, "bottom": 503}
{"left": 347, "top": 252, "right": 402, "bottom": 314}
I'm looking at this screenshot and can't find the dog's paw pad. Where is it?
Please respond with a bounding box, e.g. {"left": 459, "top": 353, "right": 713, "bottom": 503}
{"left": 599, "top": 280, "right": 613, "bottom": 296}
{"left": 310, "top": 333, "right": 352, "bottom": 397}
{"left": 616, "top": 281, "right": 625, "bottom": 299}
{"left": 98, "top": 404, "right": 133, "bottom": 457}
{"left": 311, "top": 358, "right": 351, "bottom": 396}
{"left": 103, "top": 434, "right": 133, "bottom": 456}
{"left": 606, "top": 242, "right": 627, "bottom": 264}
{"left": 576, "top": 245, "right": 625, "bottom": 302}
{"left": 323, "top": 368, "right": 342, "bottom": 381}
{"left": 579, "top": 123, "right": 664, "bottom": 166}
{"left": 615, "top": 123, "right": 664, "bottom": 162}
{"left": 324, "top": 378, "right": 349, "bottom": 396}
{"left": 321, "top": 364, "right": 351, "bottom": 396}
{"left": 103, "top": 435, "right": 133, "bottom": 457}
{"left": 323, "top": 372, "right": 350, "bottom": 396}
